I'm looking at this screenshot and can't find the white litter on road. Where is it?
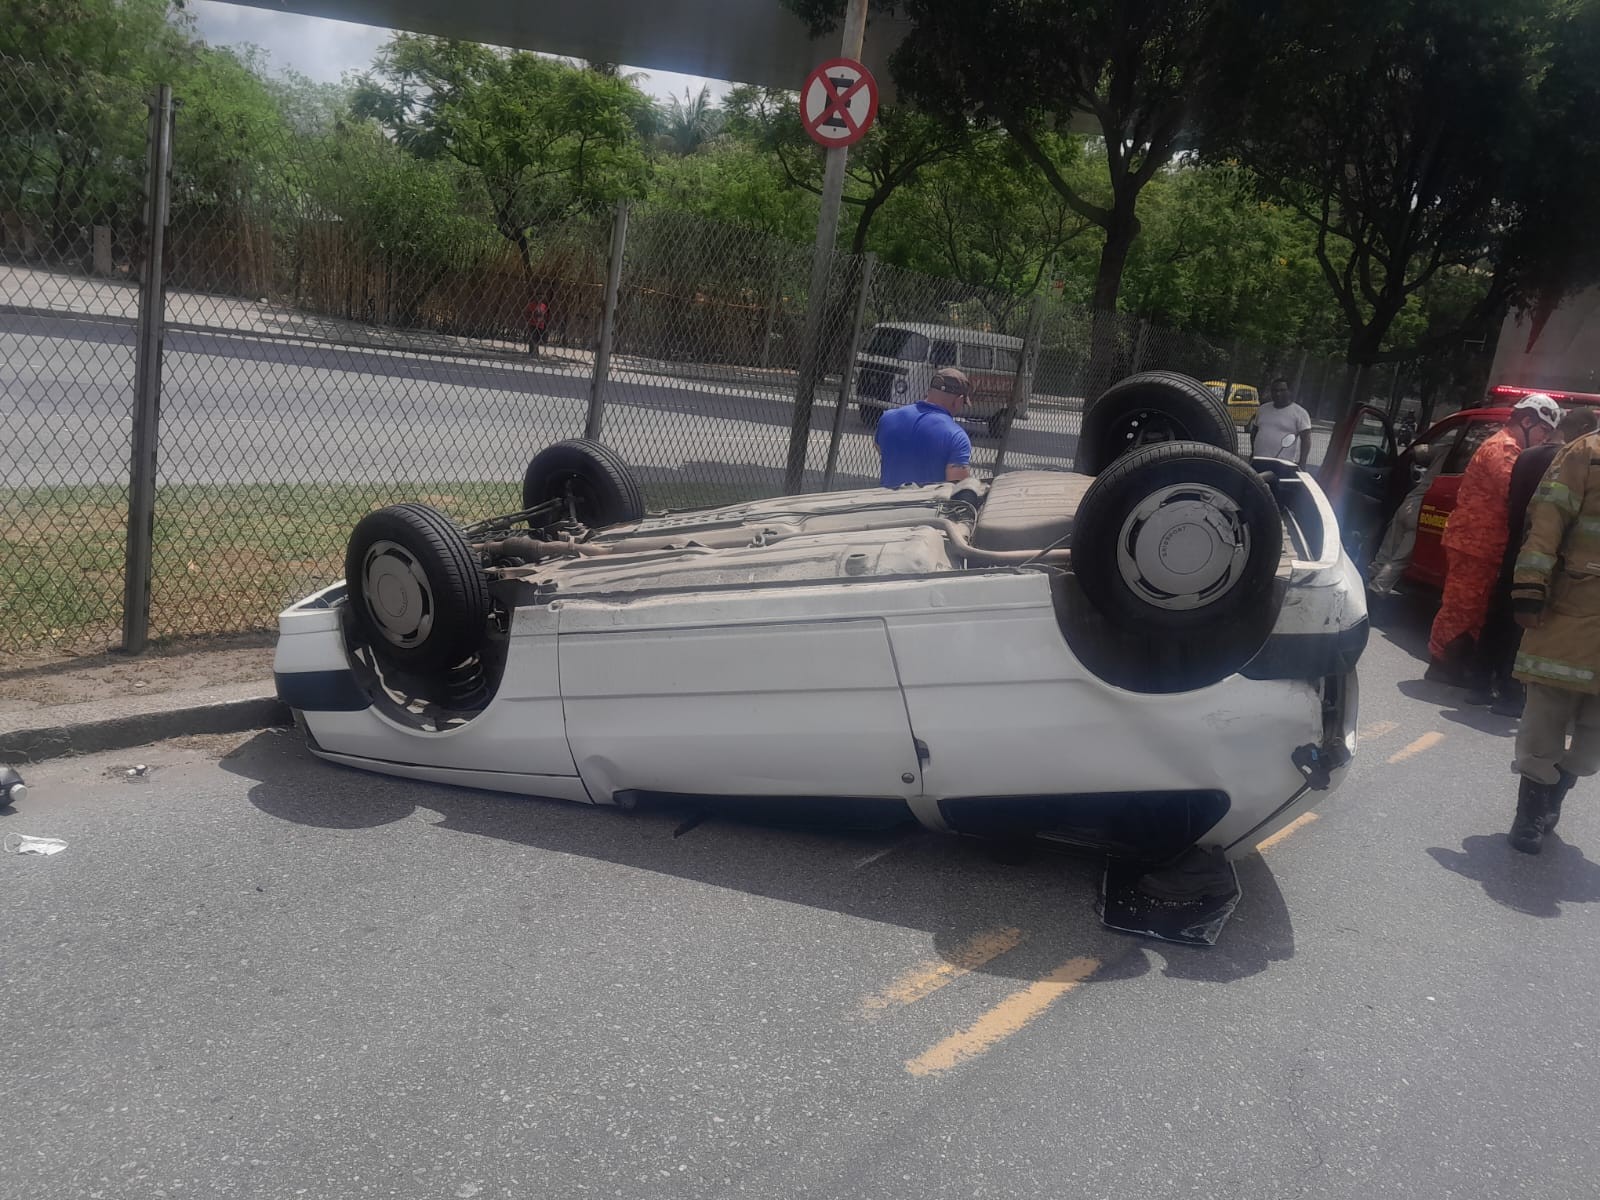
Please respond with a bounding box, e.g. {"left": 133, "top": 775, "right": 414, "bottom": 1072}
{"left": 4, "top": 834, "right": 68, "bottom": 856}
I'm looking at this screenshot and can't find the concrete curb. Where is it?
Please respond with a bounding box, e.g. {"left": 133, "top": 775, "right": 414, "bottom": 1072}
{"left": 0, "top": 696, "right": 291, "bottom": 765}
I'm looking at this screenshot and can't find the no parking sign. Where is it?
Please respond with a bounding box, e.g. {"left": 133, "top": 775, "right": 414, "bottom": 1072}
{"left": 799, "top": 57, "right": 879, "bottom": 148}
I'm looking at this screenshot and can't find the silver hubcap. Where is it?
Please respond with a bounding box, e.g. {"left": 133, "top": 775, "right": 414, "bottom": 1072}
{"left": 1116, "top": 483, "right": 1250, "bottom": 611}
{"left": 361, "top": 539, "right": 434, "bottom": 648}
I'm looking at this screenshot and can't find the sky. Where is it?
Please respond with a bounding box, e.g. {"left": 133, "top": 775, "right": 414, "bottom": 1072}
{"left": 186, "top": 0, "right": 732, "bottom": 103}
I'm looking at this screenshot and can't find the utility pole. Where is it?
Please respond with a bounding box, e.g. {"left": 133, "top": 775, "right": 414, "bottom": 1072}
{"left": 122, "top": 85, "right": 175, "bottom": 654}
{"left": 782, "top": 0, "right": 869, "bottom": 494}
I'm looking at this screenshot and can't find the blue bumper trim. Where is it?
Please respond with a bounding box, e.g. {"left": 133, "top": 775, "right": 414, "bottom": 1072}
{"left": 275, "top": 669, "right": 371, "bottom": 713}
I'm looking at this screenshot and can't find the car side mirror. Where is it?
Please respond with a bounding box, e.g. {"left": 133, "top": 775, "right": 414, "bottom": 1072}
{"left": 1410, "top": 443, "right": 1434, "bottom": 466}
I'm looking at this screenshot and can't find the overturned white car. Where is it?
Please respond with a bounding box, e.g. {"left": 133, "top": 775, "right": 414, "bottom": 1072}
{"left": 275, "top": 373, "right": 1366, "bottom": 865}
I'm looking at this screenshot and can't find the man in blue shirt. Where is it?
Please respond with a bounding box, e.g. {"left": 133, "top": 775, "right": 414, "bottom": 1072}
{"left": 875, "top": 367, "right": 974, "bottom": 487}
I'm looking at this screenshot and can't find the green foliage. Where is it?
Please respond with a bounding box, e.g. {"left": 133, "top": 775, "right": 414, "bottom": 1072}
{"left": 1217, "top": 0, "right": 1564, "bottom": 363}
{"left": 870, "top": 133, "right": 1094, "bottom": 323}
{"left": 349, "top": 35, "right": 652, "bottom": 269}
{"left": 0, "top": 0, "right": 185, "bottom": 245}
{"left": 656, "top": 85, "right": 725, "bottom": 156}
{"left": 1120, "top": 163, "right": 1345, "bottom": 352}
{"left": 723, "top": 84, "right": 967, "bottom": 252}
{"left": 864, "top": 0, "right": 1263, "bottom": 312}
{"left": 651, "top": 143, "right": 818, "bottom": 241}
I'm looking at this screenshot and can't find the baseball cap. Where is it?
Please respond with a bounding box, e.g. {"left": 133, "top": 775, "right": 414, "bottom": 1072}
{"left": 930, "top": 367, "right": 971, "bottom": 397}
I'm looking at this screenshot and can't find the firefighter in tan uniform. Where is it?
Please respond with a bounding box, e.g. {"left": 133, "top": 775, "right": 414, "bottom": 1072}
{"left": 1508, "top": 426, "right": 1600, "bottom": 852}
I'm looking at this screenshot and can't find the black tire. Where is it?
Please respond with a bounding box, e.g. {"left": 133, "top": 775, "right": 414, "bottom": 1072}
{"left": 1073, "top": 441, "right": 1281, "bottom": 636}
{"left": 987, "top": 408, "right": 1014, "bottom": 439}
{"left": 522, "top": 438, "right": 644, "bottom": 528}
{"left": 859, "top": 403, "right": 883, "bottom": 427}
{"left": 345, "top": 503, "right": 491, "bottom": 673}
{"left": 1078, "top": 371, "right": 1237, "bottom": 475}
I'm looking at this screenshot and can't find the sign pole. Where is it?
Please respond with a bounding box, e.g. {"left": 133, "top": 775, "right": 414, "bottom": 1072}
{"left": 783, "top": 0, "right": 871, "bottom": 494}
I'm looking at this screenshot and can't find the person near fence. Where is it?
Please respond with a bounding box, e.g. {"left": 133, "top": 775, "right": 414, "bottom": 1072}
{"left": 1246, "top": 378, "right": 1313, "bottom": 465}
{"left": 525, "top": 296, "right": 549, "bottom": 358}
{"left": 1426, "top": 394, "right": 1561, "bottom": 687}
{"left": 875, "top": 367, "right": 973, "bottom": 487}
{"left": 1467, "top": 406, "right": 1600, "bottom": 715}
{"left": 1503, "top": 423, "right": 1600, "bottom": 852}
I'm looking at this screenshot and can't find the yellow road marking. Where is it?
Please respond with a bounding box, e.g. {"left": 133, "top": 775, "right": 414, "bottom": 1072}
{"left": 1359, "top": 720, "right": 1398, "bottom": 741}
{"left": 862, "top": 927, "right": 1023, "bottom": 1014}
{"left": 1257, "top": 811, "right": 1319, "bottom": 852}
{"left": 905, "top": 956, "right": 1101, "bottom": 1077}
{"left": 1388, "top": 731, "right": 1445, "bottom": 764}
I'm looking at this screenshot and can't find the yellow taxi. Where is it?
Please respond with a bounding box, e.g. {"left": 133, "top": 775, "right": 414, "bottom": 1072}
{"left": 1204, "top": 381, "right": 1260, "bottom": 425}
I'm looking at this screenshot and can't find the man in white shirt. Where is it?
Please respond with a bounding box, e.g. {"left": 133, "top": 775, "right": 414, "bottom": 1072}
{"left": 1248, "top": 378, "right": 1314, "bottom": 465}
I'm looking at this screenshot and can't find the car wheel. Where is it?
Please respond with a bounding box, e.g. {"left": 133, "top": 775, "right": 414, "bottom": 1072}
{"left": 987, "top": 408, "right": 1014, "bottom": 440}
{"left": 1078, "top": 371, "right": 1237, "bottom": 475}
{"left": 522, "top": 439, "right": 645, "bottom": 528}
{"left": 345, "top": 503, "right": 490, "bottom": 673}
{"left": 859, "top": 404, "right": 882, "bottom": 427}
{"left": 1073, "top": 441, "right": 1281, "bottom": 636}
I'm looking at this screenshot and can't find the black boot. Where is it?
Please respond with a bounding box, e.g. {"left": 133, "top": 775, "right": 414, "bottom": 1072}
{"left": 1546, "top": 769, "right": 1578, "bottom": 834}
{"left": 1490, "top": 679, "right": 1526, "bottom": 718}
{"left": 1510, "top": 777, "right": 1556, "bottom": 854}
{"left": 1425, "top": 635, "right": 1476, "bottom": 688}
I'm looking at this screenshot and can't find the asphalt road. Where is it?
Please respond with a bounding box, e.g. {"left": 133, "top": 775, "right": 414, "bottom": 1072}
{"left": 3, "top": 311, "right": 1337, "bottom": 496}
{"left": 5, "top": 596, "right": 1596, "bottom": 1200}
{"left": 0, "top": 313, "right": 1089, "bottom": 494}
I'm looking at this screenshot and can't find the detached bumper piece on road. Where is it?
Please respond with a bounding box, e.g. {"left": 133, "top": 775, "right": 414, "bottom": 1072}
{"left": 1098, "top": 849, "right": 1242, "bottom": 946}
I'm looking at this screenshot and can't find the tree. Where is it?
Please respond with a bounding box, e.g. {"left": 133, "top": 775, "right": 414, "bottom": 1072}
{"left": 0, "top": 0, "right": 187, "bottom": 254}
{"left": 1119, "top": 162, "right": 1344, "bottom": 352}
{"left": 785, "top": 0, "right": 1258, "bottom": 315}
{"left": 351, "top": 36, "right": 653, "bottom": 274}
{"left": 1218, "top": 0, "right": 1600, "bottom": 380}
{"left": 873, "top": 132, "right": 1095, "bottom": 325}
{"left": 657, "top": 84, "right": 724, "bottom": 156}
{"left": 651, "top": 142, "right": 818, "bottom": 241}
{"left": 1491, "top": 0, "right": 1600, "bottom": 320}
{"left": 723, "top": 84, "right": 967, "bottom": 253}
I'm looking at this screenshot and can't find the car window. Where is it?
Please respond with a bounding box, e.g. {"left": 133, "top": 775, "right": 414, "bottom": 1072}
{"left": 863, "top": 328, "right": 930, "bottom": 362}
{"left": 994, "top": 348, "right": 1021, "bottom": 373}
{"left": 931, "top": 341, "right": 957, "bottom": 368}
{"left": 959, "top": 343, "right": 993, "bottom": 371}
{"left": 1441, "top": 421, "right": 1496, "bottom": 475}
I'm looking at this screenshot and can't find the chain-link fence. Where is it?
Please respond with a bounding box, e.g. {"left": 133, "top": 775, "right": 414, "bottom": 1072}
{"left": 3, "top": 57, "right": 1414, "bottom": 655}
{"left": 1, "top": 53, "right": 146, "bottom": 652}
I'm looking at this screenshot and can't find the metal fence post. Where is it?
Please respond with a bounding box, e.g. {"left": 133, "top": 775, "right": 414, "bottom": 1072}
{"left": 993, "top": 292, "right": 1047, "bottom": 476}
{"left": 1129, "top": 317, "right": 1150, "bottom": 373}
{"left": 760, "top": 265, "right": 783, "bottom": 370}
{"left": 823, "top": 252, "right": 875, "bottom": 490}
{"left": 121, "top": 84, "right": 174, "bottom": 655}
{"left": 585, "top": 200, "right": 629, "bottom": 442}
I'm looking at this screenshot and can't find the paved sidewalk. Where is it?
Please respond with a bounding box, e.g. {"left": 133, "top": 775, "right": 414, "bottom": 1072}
{"left": 0, "top": 634, "right": 286, "bottom": 765}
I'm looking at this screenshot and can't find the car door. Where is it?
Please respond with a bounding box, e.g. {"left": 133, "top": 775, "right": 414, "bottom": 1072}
{"left": 1335, "top": 405, "right": 1397, "bottom": 566}
{"left": 1408, "top": 415, "right": 1502, "bottom": 587}
{"left": 557, "top": 612, "right": 923, "bottom": 804}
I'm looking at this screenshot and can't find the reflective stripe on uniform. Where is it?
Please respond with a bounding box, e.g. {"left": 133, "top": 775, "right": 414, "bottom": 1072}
{"left": 1537, "top": 480, "right": 1582, "bottom": 514}
{"left": 1579, "top": 517, "right": 1600, "bottom": 536}
{"left": 1517, "top": 550, "right": 1558, "bottom": 573}
{"left": 1515, "top": 651, "right": 1597, "bottom": 684}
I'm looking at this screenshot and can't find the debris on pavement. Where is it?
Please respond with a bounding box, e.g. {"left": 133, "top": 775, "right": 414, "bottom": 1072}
{"left": 0, "top": 765, "right": 26, "bottom": 807}
{"left": 4, "top": 833, "right": 67, "bottom": 856}
{"left": 1098, "top": 849, "right": 1242, "bottom": 946}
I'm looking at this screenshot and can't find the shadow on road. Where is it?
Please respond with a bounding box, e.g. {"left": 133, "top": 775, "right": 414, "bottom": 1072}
{"left": 1394, "top": 679, "right": 1517, "bottom": 738}
{"left": 1427, "top": 833, "right": 1600, "bottom": 917}
{"left": 225, "top": 731, "right": 1295, "bottom": 987}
